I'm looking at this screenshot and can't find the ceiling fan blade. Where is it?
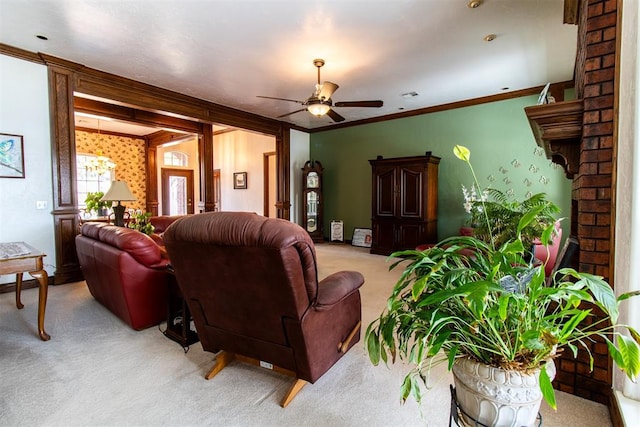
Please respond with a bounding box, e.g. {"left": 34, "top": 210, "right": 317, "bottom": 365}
{"left": 257, "top": 95, "right": 305, "bottom": 105}
{"left": 318, "top": 81, "right": 339, "bottom": 100}
{"left": 277, "top": 108, "right": 307, "bottom": 118}
{"left": 334, "top": 100, "right": 383, "bottom": 108}
{"left": 326, "top": 108, "right": 346, "bottom": 122}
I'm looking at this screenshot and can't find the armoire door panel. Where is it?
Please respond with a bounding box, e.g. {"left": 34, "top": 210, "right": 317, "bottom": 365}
{"left": 400, "top": 168, "right": 423, "bottom": 218}
{"left": 375, "top": 168, "right": 396, "bottom": 217}
{"left": 371, "top": 221, "right": 395, "bottom": 255}
{"left": 398, "top": 223, "right": 425, "bottom": 250}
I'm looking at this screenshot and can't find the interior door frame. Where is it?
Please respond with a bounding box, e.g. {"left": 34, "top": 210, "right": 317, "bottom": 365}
{"left": 263, "top": 151, "right": 276, "bottom": 217}
{"left": 161, "top": 168, "right": 195, "bottom": 215}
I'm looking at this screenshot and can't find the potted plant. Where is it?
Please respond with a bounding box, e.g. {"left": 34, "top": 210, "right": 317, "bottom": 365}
{"left": 85, "top": 191, "right": 110, "bottom": 216}
{"left": 127, "top": 211, "right": 155, "bottom": 235}
{"left": 468, "top": 187, "right": 560, "bottom": 251}
{"left": 365, "top": 145, "right": 640, "bottom": 427}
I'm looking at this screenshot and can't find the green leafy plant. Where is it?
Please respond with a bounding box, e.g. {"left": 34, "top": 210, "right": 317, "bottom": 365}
{"left": 127, "top": 211, "right": 155, "bottom": 235}
{"left": 84, "top": 191, "right": 110, "bottom": 214}
{"left": 471, "top": 188, "right": 560, "bottom": 250}
{"left": 365, "top": 145, "right": 640, "bottom": 410}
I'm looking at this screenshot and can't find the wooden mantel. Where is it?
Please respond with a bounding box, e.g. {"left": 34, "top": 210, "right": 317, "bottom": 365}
{"left": 524, "top": 99, "right": 583, "bottom": 179}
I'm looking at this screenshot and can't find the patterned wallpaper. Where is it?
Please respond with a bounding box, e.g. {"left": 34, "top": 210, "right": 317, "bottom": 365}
{"left": 75, "top": 130, "right": 146, "bottom": 211}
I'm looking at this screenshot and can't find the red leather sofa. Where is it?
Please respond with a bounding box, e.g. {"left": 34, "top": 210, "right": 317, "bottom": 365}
{"left": 76, "top": 222, "right": 171, "bottom": 330}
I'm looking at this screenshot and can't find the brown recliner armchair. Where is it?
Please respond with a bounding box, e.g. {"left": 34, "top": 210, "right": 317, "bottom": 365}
{"left": 163, "top": 212, "right": 364, "bottom": 407}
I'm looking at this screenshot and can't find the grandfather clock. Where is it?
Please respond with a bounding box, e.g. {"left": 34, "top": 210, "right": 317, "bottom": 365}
{"left": 302, "top": 160, "right": 324, "bottom": 242}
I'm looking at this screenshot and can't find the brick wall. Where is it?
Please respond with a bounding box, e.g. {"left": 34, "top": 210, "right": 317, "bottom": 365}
{"left": 553, "top": 0, "right": 617, "bottom": 405}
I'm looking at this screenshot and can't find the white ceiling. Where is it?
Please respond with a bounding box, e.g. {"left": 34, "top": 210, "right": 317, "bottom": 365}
{"left": 1, "top": 0, "right": 577, "bottom": 132}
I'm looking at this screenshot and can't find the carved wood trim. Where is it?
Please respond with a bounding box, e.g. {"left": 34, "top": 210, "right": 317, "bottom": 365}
{"left": 276, "top": 127, "right": 291, "bottom": 219}
{"left": 524, "top": 99, "right": 584, "bottom": 179}
{"left": 48, "top": 65, "right": 82, "bottom": 284}
{"left": 146, "top": 144, "right": 159, "bottom": 216}
{"left": 201, "top": 130, "right": 215, "bottom": 212}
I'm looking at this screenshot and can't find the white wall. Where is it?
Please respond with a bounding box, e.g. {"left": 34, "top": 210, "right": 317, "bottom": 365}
{"left": 0, "top": 55, "right": 55, "bottom": 284}
{"left": 289, "top": 129, "right": 310, "bottom": 226}
{"left": 213, "top": 130, "right": 275, "bottom": 214}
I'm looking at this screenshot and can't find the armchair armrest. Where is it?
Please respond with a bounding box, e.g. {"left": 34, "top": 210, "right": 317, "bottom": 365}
{"left": 315, "top": 271, "right": 364, "bottom": 310}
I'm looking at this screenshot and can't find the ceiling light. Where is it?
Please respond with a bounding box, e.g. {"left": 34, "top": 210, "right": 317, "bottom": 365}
{"left": 401, "top": 92, "right": 419, "bottom": 99}
{"left": 468, "top": 0, "right": 482, "bottom": 8}
{"left": 86, "top": 149, "right": 116, "bottom": 176}
{"left": 307, "top": 100, "right": 331, "bottom": 116}
{"left": 36, "top": 35, "right": 48, "bottom": 40}
{"left": 484, "top": 34, "right": 496, "bottom": 42}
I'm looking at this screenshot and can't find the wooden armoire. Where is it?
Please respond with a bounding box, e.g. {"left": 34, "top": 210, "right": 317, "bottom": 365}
{"left": 369, "top": 153, "right": 440, "bottom": 255}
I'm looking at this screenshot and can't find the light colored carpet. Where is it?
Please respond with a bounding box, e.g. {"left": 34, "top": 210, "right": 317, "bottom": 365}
{"left": 0, "top": 243, "right": 611, "bottom": 426}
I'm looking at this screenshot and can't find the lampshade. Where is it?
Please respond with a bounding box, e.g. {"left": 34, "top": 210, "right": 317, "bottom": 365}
{"left": 101, "top": 181, "right": 136, "bottom": 202}
{"left": 307, "top": 100, "right": 331, "bottom": 116}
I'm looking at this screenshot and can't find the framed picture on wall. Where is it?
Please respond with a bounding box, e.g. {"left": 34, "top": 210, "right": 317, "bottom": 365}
{"left": 0, "top": 133, "right": 25, "bottom": 178}
{"left": 233, "top": 172, "right": 247, "bottom": 189}
{"left": 351, "top": 227, "right": 372, "bottom": 248}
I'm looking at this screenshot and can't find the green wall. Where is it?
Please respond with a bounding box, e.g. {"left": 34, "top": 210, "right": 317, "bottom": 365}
{"left": 310, "top": 95, "right": 572, "bottom": 242}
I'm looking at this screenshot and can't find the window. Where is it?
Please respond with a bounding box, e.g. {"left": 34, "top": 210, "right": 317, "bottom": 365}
{"left": 163, "top": 151, "right": 188, "bottom": 167}
{"left": 77, "top": 153, "right": 114, "bottom": 208}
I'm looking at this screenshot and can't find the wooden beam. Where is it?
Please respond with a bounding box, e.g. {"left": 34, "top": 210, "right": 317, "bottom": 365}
{"left": 74, "top": 97, "right": 203, "bottom": 134}
{"left": 564, "top": 0, "right": 580, "bottom": 25}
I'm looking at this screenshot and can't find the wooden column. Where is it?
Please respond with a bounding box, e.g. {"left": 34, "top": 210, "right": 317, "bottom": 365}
{"left": 47, "top": 65, "right": 83, "bottom": 284}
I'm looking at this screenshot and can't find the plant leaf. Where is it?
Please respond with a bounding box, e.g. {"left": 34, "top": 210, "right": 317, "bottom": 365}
{"left": 412, "top": 276, "right": 428, "bottom": 300}
{"left": 578, "top": 273, "right": 619, "bottom": 322}
{"left": 366, "top": 325, "right": 381, "bottom": 365}
{"left": 400, "top": 374, "right": 412, "bottom": 403}
{"left": 617, "top": 335, "right": 640, "bottom": 380}
{"left": 559, "top": 310, "right": 590, "bottom": 341}
{"left": 517, "top": 205, "right": 545, "bottom": 235}
{"left": 539, "top": 366, "right": 557, "bottom": 410}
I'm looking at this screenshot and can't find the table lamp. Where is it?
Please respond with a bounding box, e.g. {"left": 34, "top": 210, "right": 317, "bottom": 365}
{"left": 101, "top": 181, "right": 136, "bottom": 227}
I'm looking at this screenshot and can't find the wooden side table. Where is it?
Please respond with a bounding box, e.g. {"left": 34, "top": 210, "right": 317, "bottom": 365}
{"left": 0, "top": 242, "right": 50, "bottom": 340}
{"left": 164, "top": 268, "right": 198, "bottom": 349}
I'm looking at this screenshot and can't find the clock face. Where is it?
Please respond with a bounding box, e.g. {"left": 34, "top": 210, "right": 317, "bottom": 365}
{"left": 306, "top": 172, "right": 319, "bottom": 188}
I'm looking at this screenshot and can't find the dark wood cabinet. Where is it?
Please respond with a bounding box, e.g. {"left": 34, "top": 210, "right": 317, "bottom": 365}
{"left": 302, "top": 160, "right": 324, "bottom": 242}
{"left": 369, "top": 153, "right": 440, "bottom": 255}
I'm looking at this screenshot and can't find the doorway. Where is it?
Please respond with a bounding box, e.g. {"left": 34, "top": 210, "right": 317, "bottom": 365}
{"left": 161, "top": 168, "right": 195, "bottom": 215}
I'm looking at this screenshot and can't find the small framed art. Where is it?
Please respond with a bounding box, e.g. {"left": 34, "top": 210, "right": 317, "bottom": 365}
{"left": 233, "top": 172, "right": 247, "bottom": 189}
{"left": 351, "top": 227, "right": 372, "bottom": 248}
{"left": 0, "top": 133, "right": 25, "bottom": 178}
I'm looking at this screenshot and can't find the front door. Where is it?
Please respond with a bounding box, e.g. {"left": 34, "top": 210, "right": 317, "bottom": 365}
{"left": 161, "top": 168, "right": 194, "bottom": 215}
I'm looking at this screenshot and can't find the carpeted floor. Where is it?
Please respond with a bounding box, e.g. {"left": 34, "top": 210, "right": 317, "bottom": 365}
{"left": 0, "top": 243, "right": 611, "bottom": 426}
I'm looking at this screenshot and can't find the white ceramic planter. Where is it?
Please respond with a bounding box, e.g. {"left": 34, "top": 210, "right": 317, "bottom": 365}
{"left": 452, "top": 357, "right": 555, "bottom": 427}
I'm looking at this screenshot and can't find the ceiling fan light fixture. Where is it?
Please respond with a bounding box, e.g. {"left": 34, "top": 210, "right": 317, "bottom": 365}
{"left": 307, "top": 100, "right": 331, "bottom": 116}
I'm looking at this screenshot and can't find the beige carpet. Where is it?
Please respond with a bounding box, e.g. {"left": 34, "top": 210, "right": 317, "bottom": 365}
{"left": 0, "top": 243, "right": 611, "bottom": 426}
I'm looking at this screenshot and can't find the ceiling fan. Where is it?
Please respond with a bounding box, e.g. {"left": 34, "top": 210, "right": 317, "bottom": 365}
{"left": 257, "top": 59, "right": 383, "bottom": 123}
